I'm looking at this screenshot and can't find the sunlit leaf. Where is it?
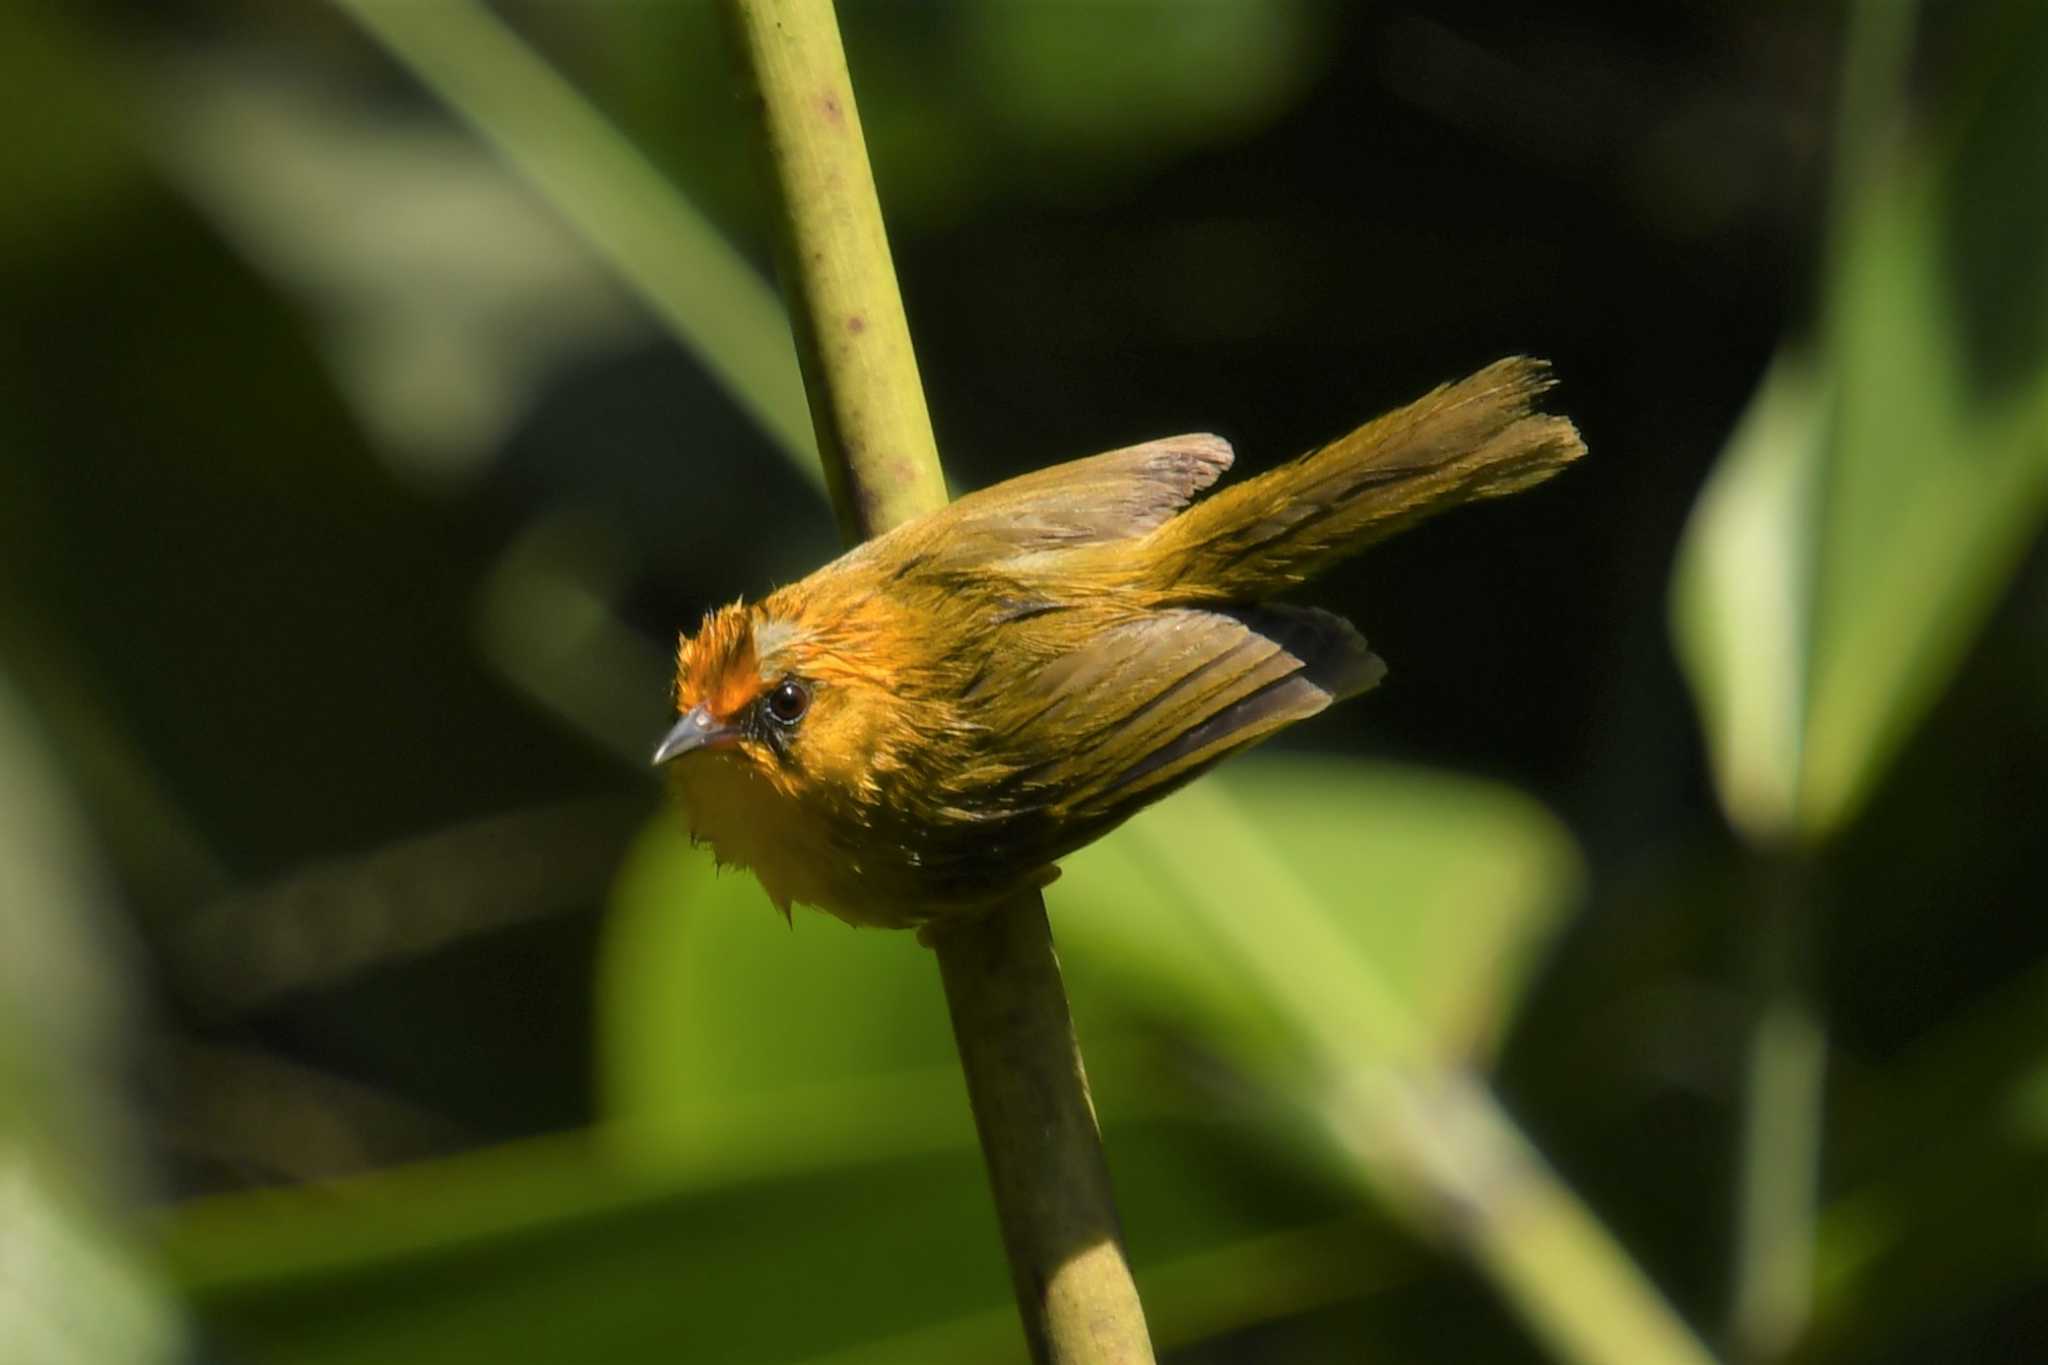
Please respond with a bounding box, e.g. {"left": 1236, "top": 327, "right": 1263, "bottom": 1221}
{"left": 602, "top": 754, "right": 1580, "bottom": 1164}
{"left": 1669, "top": 356, "right": 1827, "bottom": 842}
{"left": 1077, "top": 757, "right": 1582, "bottom": 1068}
{"left": 598, "top": 820, "right": 971, "bottom": 1178}
{"left": 1055, "top": 763, "right": 1711, "bottom": 1365}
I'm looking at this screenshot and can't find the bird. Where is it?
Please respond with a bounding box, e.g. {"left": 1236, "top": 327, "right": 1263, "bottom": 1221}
{"left": 654, "top": 356, "right": 1584, "bottom": 932}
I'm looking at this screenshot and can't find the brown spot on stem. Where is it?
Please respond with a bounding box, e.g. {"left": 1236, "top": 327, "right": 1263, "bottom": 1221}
{"left": 819, "top": 92, "right": 843, "bottom": 125}
{"left": 846, "top": 314, "right": 866, "bottom": 334}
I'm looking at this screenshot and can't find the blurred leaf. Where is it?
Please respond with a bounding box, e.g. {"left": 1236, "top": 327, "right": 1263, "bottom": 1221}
{"left": 160, "top": 1088, "right": 1397, "bottom": 1363}
{"left": 598, "top": 817, "right": 972, "bottom": 1177}
{"left": 1672, "top": 0, "right": 2048, "bottom": 845}
{"left": 162, "top": 754, "right": 1583, "bottom": 1362}
{"left": 1670, "top": 10, "right": 2048, "bottom": 1354}
{"left": 1071, "top": 769, "right": 1713, "bottom": 1365}
{"left": 142, "top": 56, "right": 650, "bottom": 484}
{"left": 601, "top": 756, "right": 1715, "bottom": 1365}
{"left": 963, "top": 0, "right": 1322, "bottom": 162}
{"left": 164, "top": 1132, "right": 1004, "bottom": 1365}
{"left": 1668, "top": 356, "right": 1826, "bottom": 842}
{"left": 1065, "top": 757, "right": 1582, "bottom": 1069}
{"left": 0, "top": 1, "right": 141, "bottom": 254}
{"left": 595, "top": 757, "right": 1438, "bottom": 1255}
{"left": 334, "top": 0, "right": 820, "bottom": 482}
{"left": 601, "top": 755, "right": 1579, "bottom": 1173}
{"left": 0, "top": 674, "right": 186, "bottom": 1365}
{"left": 162, "top": 1121, "right": 1396, "bottom": 1365}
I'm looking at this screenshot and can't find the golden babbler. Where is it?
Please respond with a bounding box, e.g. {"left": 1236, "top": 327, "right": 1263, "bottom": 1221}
{"left": 655, "top": 356, "right": 1583, "bottom": 930}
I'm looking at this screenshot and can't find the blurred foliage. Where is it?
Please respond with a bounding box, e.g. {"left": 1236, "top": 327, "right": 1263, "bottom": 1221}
{"left": 1673, "top": 0, "right": 2048, "bottom": 845}
{"left": 1669, "top": 2, "right": 2048, "bottom": 1360}
{"left": 161, "top": 757, "right": 1572, "bottom": 1364}
{"left": 2, "top": 0, "right": 2045, "bottom": 1363}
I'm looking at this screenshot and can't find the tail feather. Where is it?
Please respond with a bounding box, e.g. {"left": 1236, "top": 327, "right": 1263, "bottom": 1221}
{"left": 1143, "top": 356, "right": 1584, "bottom": 601}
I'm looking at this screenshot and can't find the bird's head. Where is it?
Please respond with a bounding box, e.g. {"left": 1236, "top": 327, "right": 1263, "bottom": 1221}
{"left": 651, "top": 592, "right": 910, "bottom": 810}
{"left": 652, "top": 588, "right": 966, "bottom": 921}
{"left": 653, "top": 600, "right": 819, "bottom": 780}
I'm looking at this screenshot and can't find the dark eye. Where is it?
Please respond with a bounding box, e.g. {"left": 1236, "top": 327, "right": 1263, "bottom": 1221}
{"left": 764, "top": 678, "right": 809, "bottom": 725}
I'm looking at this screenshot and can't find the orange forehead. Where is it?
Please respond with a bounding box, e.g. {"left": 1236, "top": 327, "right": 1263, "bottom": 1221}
{"left": 675, "top": 604, "right": 770, "bottom": 719}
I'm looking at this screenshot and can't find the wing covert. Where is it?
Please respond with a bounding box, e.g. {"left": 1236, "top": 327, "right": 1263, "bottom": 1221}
{"left": 926, "top": 434, "right": 1234, "bottom": 558}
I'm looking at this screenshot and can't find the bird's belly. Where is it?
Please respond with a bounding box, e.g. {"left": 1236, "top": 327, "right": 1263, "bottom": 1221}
{"left": 670, "top": 755, "right": 918, "bottom": 928}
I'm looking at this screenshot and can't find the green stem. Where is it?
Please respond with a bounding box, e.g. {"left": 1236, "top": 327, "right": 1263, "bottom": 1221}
{"left": 718, "top": 0, "right": 947, "bottom": 542}
{"left": 1729, "top": 859, "right": 1825, "bottom": 1364}
{"left": 934, "top": 897, "right": 1156, "bottom": 1365}
{"left": 719, "top": 3, "right": 1154, "bottom": 1360}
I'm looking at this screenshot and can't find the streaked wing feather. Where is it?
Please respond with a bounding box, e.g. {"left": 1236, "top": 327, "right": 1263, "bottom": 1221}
{"left": 926, "top": 434, "right": 1233, "bottom": 556}
{"left": 1078, "top": 605, "right": 1384, "bottom": 806}
{"left": 972, "top": 605, "right": 1383, "bottom": 822}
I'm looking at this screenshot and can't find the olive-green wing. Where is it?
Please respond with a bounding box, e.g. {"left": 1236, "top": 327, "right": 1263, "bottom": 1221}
{"left": 924, "top": 434, "right": 1234, "bottom": 558}
{"left": 950, "top": 603, "right": 1382, "bottom": 825}
{"left": 899, "top": 603, "right": 1381, "bottom": 907}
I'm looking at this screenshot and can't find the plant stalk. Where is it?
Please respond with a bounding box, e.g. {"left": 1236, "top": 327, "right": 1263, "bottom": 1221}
{"left": 719, "top": 3, "right": 1154, "bottom": 1360}
{"left": 1729, "top": 858, "right": 1824, "bottom": 1364}
{"left": 935, "top": 896, "right": 1155, "bottom": 1365}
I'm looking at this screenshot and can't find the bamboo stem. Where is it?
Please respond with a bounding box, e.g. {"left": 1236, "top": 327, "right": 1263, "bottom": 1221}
{"left": 935, "top": 897, "right": 1155, "bottom": 1365}
{"left": 719, "top": 0, "right": 946, "bottom": 541}
{"left": 719, "top": 3, "right": 1154, "bottom": 1360}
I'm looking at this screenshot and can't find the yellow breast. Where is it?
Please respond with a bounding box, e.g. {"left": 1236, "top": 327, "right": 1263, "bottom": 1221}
{"left": 670, "top": 753, "right": 898, "bottom": 927}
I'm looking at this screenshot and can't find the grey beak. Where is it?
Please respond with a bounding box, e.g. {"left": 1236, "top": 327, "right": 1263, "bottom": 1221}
{"left": 651, "top": 704, "right": 739, "bottom": 766}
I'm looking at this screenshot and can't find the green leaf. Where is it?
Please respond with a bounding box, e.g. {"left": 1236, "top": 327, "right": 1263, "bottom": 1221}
{"left": 598, "top": 820, "right": 972, "bottom": 1179}
{"left": 162, "top": 1123, "right": 1396, "bottom": 1365}
{"left": 163, "top": 754, "right": 1577, "bottom": 1363}
{"left": 595, "top": 758, "right": 1430, "bottom": 1252}
{"left": 602, "top": 755, "right": 1579, "bottom": 1156}
{"left": 1672, "top": 0, "right": 2048, "bottom": 845}
{"left": 1669, "top": 356, "right": 1828, "bottom": 842}
{"left": 161, "top": 756, "right": 1716, "bottom": 1365}
{"left": 1058, "top": 757, "right": 1582, "bottom": 1070}
{"left": 1053, "top": 764, "right": 1712, "bottom": 1365}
